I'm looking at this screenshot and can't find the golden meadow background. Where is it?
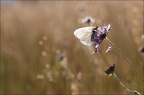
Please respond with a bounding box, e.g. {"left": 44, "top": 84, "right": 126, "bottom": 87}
{"left": 1, "top": 1, "right": 143, "bottom": 94}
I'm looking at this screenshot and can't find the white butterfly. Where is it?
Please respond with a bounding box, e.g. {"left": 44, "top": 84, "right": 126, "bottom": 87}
{"left": 74, "top": 27, "right": 95, "bottom": 46}
{"left": 74, "top": 24, "right": 110, "bottom": 47}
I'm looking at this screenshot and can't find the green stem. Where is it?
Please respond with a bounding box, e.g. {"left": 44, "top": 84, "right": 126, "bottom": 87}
{"left": 113, "top": 73, "right": 141, "bottom": 95}
{"left": 113, "top": 73, "right": 132, "bottom": 93}
{"left": 105, "top": 37, "right": 144, "bottom": 81}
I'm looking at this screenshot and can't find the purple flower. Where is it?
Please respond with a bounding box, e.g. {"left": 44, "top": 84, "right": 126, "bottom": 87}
{"left": 91, "top": 24, "right": 111, "bottom": 52}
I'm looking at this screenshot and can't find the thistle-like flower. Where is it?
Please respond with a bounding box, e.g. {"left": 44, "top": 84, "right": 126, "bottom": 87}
{"left": 91, "top": 24, "right": 111, "bottom": 52}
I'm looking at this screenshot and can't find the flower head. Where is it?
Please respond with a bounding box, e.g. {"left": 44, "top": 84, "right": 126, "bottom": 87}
{"left": 105, "top": 64, "right": 115, "bottom": 76}
{"left": 80, "top": 16, "right": 95, "bottom": 26}
{"left": 91, "top": 24, "right": 111, "bottom": 52}
{"left": 56, "top": 50, "right": 68, "bottom": 69}
{"left": 56, "top": 50, "right": 65, "bottom": 61}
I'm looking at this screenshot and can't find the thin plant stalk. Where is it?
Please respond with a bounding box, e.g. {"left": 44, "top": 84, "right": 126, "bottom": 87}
{"left": 105, "top": 37, "right": 144, "bottom": 81}
{"left": 113, "top": 73, "right": 141, "bottom": 95}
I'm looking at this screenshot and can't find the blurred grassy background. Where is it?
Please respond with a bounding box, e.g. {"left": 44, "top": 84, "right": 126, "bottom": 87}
{"left": 1, "top": 1, "right": 143, "bottom": 94}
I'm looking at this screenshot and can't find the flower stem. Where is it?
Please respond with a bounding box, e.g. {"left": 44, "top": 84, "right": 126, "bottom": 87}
{"left": 113, "top": 73, "right": 141, "bottom": 95}
{"left": 113, "top": 73, "right": 132, "bottom": 93}
{"left": 105, "top": 37, "right": 144, "bottom": 81}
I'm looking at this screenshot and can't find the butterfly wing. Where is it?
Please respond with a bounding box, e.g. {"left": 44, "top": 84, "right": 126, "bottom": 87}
{"left": 80, "top": 30, "right": 94, "bottom": 46}
{"left": 74, "top": 27, "right": 94, "bottom": 46}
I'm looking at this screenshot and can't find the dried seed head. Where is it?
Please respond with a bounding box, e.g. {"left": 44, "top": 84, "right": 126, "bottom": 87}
{"left": 139, "top": 46, "right": 144, "bottom": 53}
{"left": 105, "top": 64, "right": 115, "bottom": 76}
